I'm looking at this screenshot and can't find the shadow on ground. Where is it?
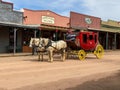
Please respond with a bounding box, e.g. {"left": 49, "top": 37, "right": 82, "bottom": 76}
{"left": 66, "top": 70, "right": 120, "bottom": 90}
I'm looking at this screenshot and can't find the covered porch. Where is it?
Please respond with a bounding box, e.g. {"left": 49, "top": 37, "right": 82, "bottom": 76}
{"left": 0, "top": 21, "right": 40, "bottom": 54}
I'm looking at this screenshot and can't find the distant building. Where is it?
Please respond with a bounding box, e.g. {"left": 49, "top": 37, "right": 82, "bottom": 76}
{"left": 100, "top": 20, "right": 120, "bottom": 49}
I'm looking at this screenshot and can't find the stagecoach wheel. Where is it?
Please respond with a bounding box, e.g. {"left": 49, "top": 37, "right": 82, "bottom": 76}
{"left": 78, "top": 50, "right": 86, "bottom": 60}
{"left": 94, "top": 44, "right": 104, "bottom": 59}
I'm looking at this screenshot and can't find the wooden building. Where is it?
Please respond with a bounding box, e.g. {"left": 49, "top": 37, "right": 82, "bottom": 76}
{"left": 23, "top": 9, "right": 69, "bottom": 40}
{"left": 100, "top": 20, "right": 120, "bottom": 49}
{"left": 0, "top": 0, "right": 40, "bottom": 53}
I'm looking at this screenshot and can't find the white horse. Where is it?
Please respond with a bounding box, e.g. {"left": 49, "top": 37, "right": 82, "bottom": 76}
{"left": 39, "top": 38, "right": 67, "bottom": 62}
{"left": 29, "top": 38, "right": 45, "bottom": 61}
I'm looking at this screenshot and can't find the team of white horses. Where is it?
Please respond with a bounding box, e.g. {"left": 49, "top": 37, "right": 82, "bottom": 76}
{"left": 29, "top": 38, "right": 67, "bottom": 62}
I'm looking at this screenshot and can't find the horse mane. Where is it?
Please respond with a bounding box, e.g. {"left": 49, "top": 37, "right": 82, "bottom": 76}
{"left": 29, "top": 38, "right": 40, "bottom": 47}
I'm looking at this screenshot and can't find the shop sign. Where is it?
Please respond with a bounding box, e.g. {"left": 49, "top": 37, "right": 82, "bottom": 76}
{"left": 85, "top": 17, "right": 92, "bottom": 24}
{"left": 42, "top": 16, "right": 55, "bottom": 24}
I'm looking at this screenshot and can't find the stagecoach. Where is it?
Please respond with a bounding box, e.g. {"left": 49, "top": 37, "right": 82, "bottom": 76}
{"left": 66, "top": 30, "right": 104, "bottom": 60}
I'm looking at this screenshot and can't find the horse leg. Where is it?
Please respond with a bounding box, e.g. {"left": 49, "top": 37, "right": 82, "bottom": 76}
{"left": 41, "top": 53, "right": 43, "bottom": 61}
{"left": 48, "top": 51, "right": 50, "bottom": 62}
{"left": 38, "top": 52, "right": 41, "bottom": 61}
{"left": 62, "top": 49, "right": 66, "bottom": 62}
{"left": 61, "top": 51, "right": 63, "bottom": 61}
{"left": 49, "top": 50, "right": 53, "bottom": 62}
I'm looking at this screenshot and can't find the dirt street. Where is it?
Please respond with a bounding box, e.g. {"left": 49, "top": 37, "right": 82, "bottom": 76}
{"left": 0, "top": 51, "right": 120, "bottom": 90}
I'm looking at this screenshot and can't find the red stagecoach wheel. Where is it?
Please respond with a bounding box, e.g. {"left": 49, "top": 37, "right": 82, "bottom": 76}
{"left": 94, "top": 44, "right": 104, "bottom": 59}
{"left": 78, "top": 50, "right": 86, "bottom": 60}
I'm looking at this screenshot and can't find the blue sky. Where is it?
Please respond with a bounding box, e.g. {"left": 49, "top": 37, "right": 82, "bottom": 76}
{"left": 3, "top": 0, "right": 120, "bottom": 21}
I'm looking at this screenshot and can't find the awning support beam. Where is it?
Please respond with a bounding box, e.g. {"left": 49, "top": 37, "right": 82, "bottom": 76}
{"left": 106, "top": 32, "right": 109, "bottom": 49}
{"left": 13, "top": 28, "right": 18, "bottom": 54}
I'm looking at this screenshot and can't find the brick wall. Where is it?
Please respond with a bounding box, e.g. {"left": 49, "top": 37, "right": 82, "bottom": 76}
{"left": 70, "top": 11, "right": 101, "bottom": 29}
{"left": 23, "top": 9, "right": 69, "bottom": 27}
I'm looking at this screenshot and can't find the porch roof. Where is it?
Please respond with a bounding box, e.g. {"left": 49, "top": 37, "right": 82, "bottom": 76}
{"left": 40, "top": 24, "right": 69, "bottom": 31}
{"left": 71, "top": 26, "right": 120, "bottom": 33}
{"left": 88, "top": 28, "right": 120, "bottom": 33}
{"left": 0, "top": 21, "right": 40, "bottom": 29}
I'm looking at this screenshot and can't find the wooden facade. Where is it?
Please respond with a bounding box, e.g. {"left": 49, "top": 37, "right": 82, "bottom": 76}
{"left": 22, "top": 9, "right": 70, "bottom": 52}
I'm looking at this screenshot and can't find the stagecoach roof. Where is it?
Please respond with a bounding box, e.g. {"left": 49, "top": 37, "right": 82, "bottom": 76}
{"left": 0, "top": 21, "right": 40, "bottom": 29}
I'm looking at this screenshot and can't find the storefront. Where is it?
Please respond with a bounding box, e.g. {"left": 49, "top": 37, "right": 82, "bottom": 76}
{"left": 0, "top": 22, "right": 40, "bottom": 53}
{"left": 101, "top": 20, "right": 120, "bottom": 49}
{"left": 0, "top": 0, "right": 40, "bottom": 53}
{"left": 23, "top": 9, "right": 69, "bottom": 41}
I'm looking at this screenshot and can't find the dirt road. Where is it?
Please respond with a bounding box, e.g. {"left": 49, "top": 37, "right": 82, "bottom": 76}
{"left": 0, "top": 51, "right": 120, "bottom": 90}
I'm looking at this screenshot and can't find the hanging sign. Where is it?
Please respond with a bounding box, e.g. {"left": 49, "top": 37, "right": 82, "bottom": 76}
{"left": 42, "top": 16, "right": 55, "bottom": 24}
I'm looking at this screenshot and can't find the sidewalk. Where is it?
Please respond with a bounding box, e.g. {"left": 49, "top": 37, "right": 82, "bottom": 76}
{"left": 0, "top": 53, "right": 33, "bottom": 57}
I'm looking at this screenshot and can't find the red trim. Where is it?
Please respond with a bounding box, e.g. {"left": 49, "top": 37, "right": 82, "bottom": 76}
{"left": 56, "top": 29, "right": 58, "bottom": 32}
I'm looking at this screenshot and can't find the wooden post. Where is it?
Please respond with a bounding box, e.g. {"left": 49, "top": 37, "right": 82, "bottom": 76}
{"left": 114, "top": 33, "right": 117, "bottom": 49}
{"left": 34, "top": 30, "right": 37, "bottom": 38}
{"left": 32, "top": 30, "right": 37, "bottom": 55}
{"left": 39, "top": 27, "right": 42, "bottom": 37}
{"left": 55, "top": 29, "right": 58, "bottom": 41}
{"left": 13, "top": 28, "right": 18, "bottom": 54}
{"left": 106, "top": 32, "right": 108, "bottom": 50}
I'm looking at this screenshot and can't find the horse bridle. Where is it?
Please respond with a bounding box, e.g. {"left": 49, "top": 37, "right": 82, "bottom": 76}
{"left": 38, "top": 38, "right": 51, "bottom": 48}
{"left": 45, "top": 39, "right": 52, "bottom": 49}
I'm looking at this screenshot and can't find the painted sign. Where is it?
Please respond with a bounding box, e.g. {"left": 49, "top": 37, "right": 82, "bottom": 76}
{"left": 85, "top": 17, "right": 92, "bottom": 24}
{"left": 42, "top": 16, "right": 55, "bottom": 24}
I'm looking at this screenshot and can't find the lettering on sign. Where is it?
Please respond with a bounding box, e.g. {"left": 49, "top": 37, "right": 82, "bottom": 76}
{"left": 42, "top": 16, "right": 55, "bottom": 24}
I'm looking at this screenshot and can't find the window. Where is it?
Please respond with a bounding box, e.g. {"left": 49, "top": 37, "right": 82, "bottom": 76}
{"left": 95, "top": 35, "right": 97, "bottom": 43}
{"left": 83, "top": 34, "right": 87, "bottom": 43}
{"left": 89, "top": 35, "right": 93, "bottom": 40}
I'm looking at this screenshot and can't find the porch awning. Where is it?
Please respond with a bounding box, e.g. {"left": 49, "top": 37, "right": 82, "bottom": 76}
{"left": 70, "top": 26, "right": 120, "bottom": 33}
{"left": 40, "top": 24, "right": 69, "bottom": 31}
{"left": 88, "top": 28, "right": 120, "bottom": 33}
{"left": 0, "top": 21, "right": 40, "bottom": 29}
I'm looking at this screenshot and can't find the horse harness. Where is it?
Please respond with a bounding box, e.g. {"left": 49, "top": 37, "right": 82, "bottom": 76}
{"left": 41, "top": 39, "right": 62, "bottom": 51}
{"left": 46, "top": 39, "right": 65, "bottom": 52}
